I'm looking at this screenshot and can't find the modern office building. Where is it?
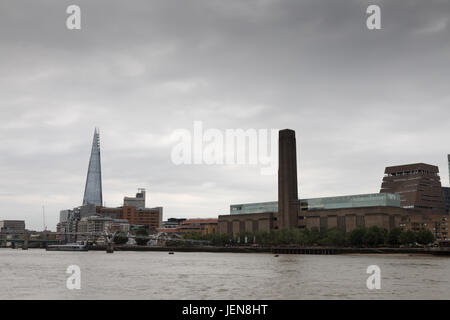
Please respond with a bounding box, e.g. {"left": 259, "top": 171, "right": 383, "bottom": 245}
{"left": 82, "top": 128, "right": 103, "bottom": 207}
{"left": 445, "top": 154, "right": 450, "bottom": 212}
{"left": 115, "top": 206, "right": 162, "bottom": 230}
{"left": 448, "top": 154, "right": 450, "bottom": 186}
{"left": 57, "top": 205, "right": 91, "bottom": 242}
{"left": 124, "top": 189, "right": 146, "bottom": 209}
{"left": 443, "top": 187, "right": 450, "bottom": 212}
{"left": 157, "top": 218, "right": 187, "bottom": 233}
{"left": 380, "top": 163, "right": 446, "bottom": 213}
{"left": 95, "top": 206, "right": 122, "bottom": 219}
{"left": 162, "top": 218, "right": 187, "bottom": 229}
{"left": 59, "top": 210, "right": 71, "bottom": 223}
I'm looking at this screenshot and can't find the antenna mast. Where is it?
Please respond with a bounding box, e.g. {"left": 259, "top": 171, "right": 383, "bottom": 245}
{"left": 42, "top": 205, "right": 47, "bottom": 231}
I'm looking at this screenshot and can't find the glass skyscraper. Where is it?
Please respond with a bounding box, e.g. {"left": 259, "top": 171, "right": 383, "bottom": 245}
{"left": 82, "top": 128, "right": 103, "bottom": 206}
{"left": 448, "top": 154, "right": 450, "bottom": 186}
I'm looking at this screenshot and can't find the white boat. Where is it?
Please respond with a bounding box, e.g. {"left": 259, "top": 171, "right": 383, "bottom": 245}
{"left": 46, "top": 243, "right": 88, "bottom": 251}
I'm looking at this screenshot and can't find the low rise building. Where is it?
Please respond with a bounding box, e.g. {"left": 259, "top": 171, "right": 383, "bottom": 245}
{"left": 77, "top": 216, "right": 130, "bottom": 234}
{"left": 0, "top": 220, "right": 25, "bottom": 234}
{"left": 162, "top": 218, "right": 186, "bottom": 229}
{"left": 117, "top": 206, "right": 162, "bottom": 231}
{"left": 59, "top": 189, "right": 163, "bottom": 241}
{"left": 178, "top": 219, "right": 218, "bottom": 235}
{"left": 400, "top": 215, "right": 449, "bottom": 241}
{"left": 29, "top": 230, "right": 57, "bottom": 240}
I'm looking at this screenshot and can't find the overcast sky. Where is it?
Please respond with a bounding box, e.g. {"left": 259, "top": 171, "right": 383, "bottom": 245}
{"left": 1, "top": 0, "right": 449, "bottom": 231}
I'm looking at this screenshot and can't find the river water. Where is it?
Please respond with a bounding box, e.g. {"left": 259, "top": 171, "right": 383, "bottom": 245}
{"left": 0, "top": 249, "right": 449, "bottom": 299}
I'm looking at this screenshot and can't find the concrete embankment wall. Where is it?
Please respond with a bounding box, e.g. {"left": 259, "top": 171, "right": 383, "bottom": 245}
{"left": 88, "top": 245, "right": 271, "bottom": 253}
{"left": 86, "top": 245, "right": 450, "bottom": 255}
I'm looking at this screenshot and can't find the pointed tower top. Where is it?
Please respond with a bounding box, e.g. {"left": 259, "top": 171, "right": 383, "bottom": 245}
{"left": 83, "top": 129, "right": 103, "bottom": 207}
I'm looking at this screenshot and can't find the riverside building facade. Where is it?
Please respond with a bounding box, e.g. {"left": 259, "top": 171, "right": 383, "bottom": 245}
{"left": 218, "top": 129, "right": 450, "bottom": 240}
{"left": 0, "top": 220, "right": 25, "bottom": 234}
{"left": 58, "top": 189, "right": 163, "bottom": 241}
{"left": 97, "top": 189, "right": 163, "bottom": 231}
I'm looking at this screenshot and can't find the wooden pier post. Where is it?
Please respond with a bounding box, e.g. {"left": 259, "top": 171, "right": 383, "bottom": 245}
{"left": 106, "top": 242, "right": 114, "bottom": 253}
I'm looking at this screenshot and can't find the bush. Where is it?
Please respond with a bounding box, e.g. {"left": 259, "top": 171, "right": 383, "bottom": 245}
{"left": 416, "top": 229, "right": 435, "bottom": 245}
{"left": 362, "top": 226, "right": 386, "bottom": 247}
{"left": 348, "top": 227, "right": 366, "bottom": 246}
{"left": 321, "top": 228, "right": 346, "bottom": 246}
{"left": 113, "top": 232, "right": 128, "bottom": 245}
{"left": 136, "top": 228, "right": 149, "bottom": 237}
{"left": 135, "top": 237, "right": 149, "bottom": 246}
{"left": 177, "top": 225, "right": 437, "bottom": 248}
{"left": 308, "top": 227, "right": 321, "bottom": 245}
{"left": 387, "top": 228, "right": 402, "bottom": 246}
{"left": 399, "top": 230, "right": 416, "bottom": 245}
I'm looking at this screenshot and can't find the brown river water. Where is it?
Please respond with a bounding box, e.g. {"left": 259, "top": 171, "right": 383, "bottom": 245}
{"left": 1, "top": 249, "right": 449, "bottom": 299}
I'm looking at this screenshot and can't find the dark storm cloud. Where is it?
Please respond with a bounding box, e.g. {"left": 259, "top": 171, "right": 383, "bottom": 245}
{"left": 0, "top": 0, "right": 449, "bottom": 230}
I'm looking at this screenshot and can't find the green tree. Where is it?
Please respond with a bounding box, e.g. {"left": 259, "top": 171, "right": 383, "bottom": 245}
{"left": 363, "top": 226, "right": 386, "bottom": 247}
{"left": 135, "top": 238, "right": 148, "bottom": 245}
{"left": 323, "top": 229, "right": 346, "bottom": 246}
{"left": 294, "top": 229, "right": 309, "bottom": 246}
{"left": 348, "top": 227, "right": 366, "bottom": 247}
{"left": 308, "top": 227, "right": 321, "bottom": 245}
{"left": 387, "top": 228, "right": 402, "bottom": 246}
{"left": 399, "top": 230, "right": 416, "bottom": 246}
{"left": 182, "top": 231, "right": 202, "bottom": 241}
{"left": 416, "top": 229, "right": 435, "bottom": 245}
{"left": 135, "top": 228, "right": 149, "bottom": 246}
{"left": 279, "top": 228, "right": 297, "bottom": 245}
{"left": 136, "top": 228, "right": 149, "bottom": 236}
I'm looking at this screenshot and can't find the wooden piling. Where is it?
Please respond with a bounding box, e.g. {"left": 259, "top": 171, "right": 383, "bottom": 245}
{"left": 106, "top": 242, "right": 114, "bottom": 253}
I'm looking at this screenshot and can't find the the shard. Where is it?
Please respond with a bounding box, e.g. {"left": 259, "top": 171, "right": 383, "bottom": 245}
{"left": 82, "top": 128, "right": 103, "bottom": 206}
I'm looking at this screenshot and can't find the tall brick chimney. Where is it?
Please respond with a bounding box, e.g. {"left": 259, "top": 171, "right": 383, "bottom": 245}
{"left": 278, "top": 129, "right": 299, "bottom": 229}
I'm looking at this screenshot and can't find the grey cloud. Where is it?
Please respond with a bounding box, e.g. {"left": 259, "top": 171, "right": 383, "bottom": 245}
{"left": 0, "top": 0, "right": 449, "bottom": 230}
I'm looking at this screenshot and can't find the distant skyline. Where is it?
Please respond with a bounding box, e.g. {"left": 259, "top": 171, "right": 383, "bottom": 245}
{"left": 0, "top": 0, "right": 449, "bottom": 230}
